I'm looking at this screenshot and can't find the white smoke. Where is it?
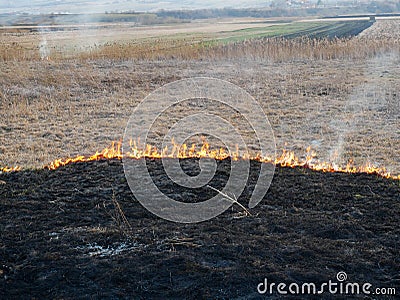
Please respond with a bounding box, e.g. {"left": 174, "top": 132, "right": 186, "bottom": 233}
{"left": 39, "top": 26, "right": 50, "bottom": 60}
{"left": 329, "top": 51, "right": 400, "bottom": 169}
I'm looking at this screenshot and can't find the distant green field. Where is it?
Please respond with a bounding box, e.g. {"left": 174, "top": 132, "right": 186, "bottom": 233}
{"left": 213, "top": 20, "right": 373, "bottom": 44}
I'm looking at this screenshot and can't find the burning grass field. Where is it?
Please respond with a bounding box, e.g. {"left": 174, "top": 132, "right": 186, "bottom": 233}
{"left": 0, "top": 17, "right": 400, "bottom": 298}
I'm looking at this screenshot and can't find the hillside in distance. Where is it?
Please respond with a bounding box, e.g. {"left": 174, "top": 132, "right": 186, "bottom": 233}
{"left": 0, "top": 0, "right": 268, "bottom": 14}
{"left": 2, "top": 0, "right": 396, "bottom": 14}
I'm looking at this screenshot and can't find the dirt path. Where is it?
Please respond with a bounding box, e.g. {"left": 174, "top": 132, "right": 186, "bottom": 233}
{"left": 358, "top": 19, "right": 400, "bottom": 39}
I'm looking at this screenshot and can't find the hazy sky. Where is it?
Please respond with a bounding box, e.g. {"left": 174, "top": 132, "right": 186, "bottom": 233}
{"left": 0, "top": 0, "right": 274, "bottom": 14}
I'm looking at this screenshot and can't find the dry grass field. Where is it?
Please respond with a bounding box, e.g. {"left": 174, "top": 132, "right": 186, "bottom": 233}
{"left": 0, "top": 18, "right": 399, "bottom": 175}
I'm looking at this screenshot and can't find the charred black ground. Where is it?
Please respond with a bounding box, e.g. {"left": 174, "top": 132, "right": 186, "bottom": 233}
{"left": 0, "top": 159, "right": 399, "bottom": 299}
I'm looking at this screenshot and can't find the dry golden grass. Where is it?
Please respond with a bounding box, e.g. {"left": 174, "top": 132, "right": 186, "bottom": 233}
{"left": 0, "top": 19, "right": 399, "bottom": 175}
{"left": 72, "top": 36, "right": 400, "bottom": 62}
{"left": 1, "top": 33, "right": 399, "bottom": 62}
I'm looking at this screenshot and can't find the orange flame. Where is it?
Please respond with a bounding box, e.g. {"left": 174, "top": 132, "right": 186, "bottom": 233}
{"left": 42, "top": 140, "right": 399, "bottom": 180}
{"left": 1, "top": 166, "right": 21, "bottom": 173}
{"left": 46, "top": 141, "right": 124, "bottom": 170}
{"left": 1, "top": 140, "right": 399, "bottom": 180}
